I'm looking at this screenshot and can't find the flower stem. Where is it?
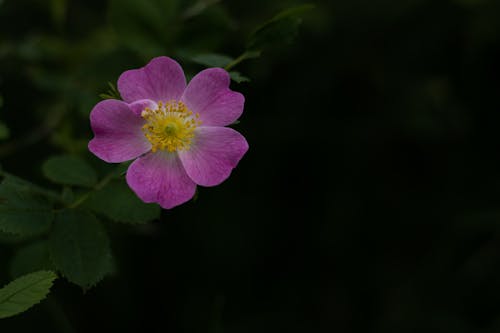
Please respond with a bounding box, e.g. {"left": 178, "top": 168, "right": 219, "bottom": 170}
{"left": 224, "top": 51, "right": 261, "bottom": 71}
{"left": 67, "top": 169, "right": 118, "bottom": 209}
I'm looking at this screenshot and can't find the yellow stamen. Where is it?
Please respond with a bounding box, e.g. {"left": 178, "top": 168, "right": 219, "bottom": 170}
{"left": 141, "top": 100, "right": 202, "bottom": 153}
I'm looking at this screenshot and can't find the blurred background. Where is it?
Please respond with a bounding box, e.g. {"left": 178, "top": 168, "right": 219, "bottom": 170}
{"left": 1, "top": 0, "right": 500, "bottom": 332}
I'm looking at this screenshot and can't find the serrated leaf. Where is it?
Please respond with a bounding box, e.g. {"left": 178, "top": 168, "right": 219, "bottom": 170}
{"left": 191, "top": 53, "right": 234, "bottom": 67}
{"left": 247, "top": 4, "right": 314, "bottom": 51}
{"left": 0, "top": 176, "right": 52, "bottom": 210}
{"left": 0, "top": 177, "right": 53, "bottom": 236}
{"left": 42, "top": 155, "right": 97, "bottom": 187}
{"left": 49, "top": 210, "right": 112, "bottom": 289}
{"left": 10, "top": 241, "right": 55, "bottom": 279}
{"left": 85, "top": 181, "right": 160, "bottom": 224}
{"left": 0, "top": 210, "right": 53, "bottom": 236}
{"left": 0, "top": 270, "right": 57, "bottom": 319}
{"left": 229, "top": 71, "right": 250, "bottom": 83}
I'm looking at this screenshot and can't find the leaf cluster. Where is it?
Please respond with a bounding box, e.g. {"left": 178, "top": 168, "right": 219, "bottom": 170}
{"left": 0, "top": 155, "right": 160, "bottom": 318}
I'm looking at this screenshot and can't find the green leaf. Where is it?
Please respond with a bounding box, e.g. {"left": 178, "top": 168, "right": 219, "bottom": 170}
{"left": 0, "top": 270, "right": 57, "bottom": 319}
{"left": 247, "top": 4, "right": 314, "bottom": 51}
{"left": 191, "top": 53, "right": 234, "bottom": 67}
{"left": 85, "top": 181, "right": 160, "bottom": 224}
{"left": 0, "top": 122, "right": 9, "bottom": 140}
{"left": 0, "top": 177, "right": 53, "bottom": 236}
{"left": 42, "top": 155, "right": 97, "bottom": 187}
{"left": 0, "top": 210, "right": 53, "bottom": 236}
{"left": 49, "top": 210, "right": 112, "bottom": 289}
{"left": 0, "top": 176, "right": 53, "bottom": 210}
{"left": 229, "top": 71, "right": 250, "bottom": 83}
{"left": 99, "top": 82, "right": 121, "bottom": 100}
{"left": 10, "top": 241, "right": 55, "bottom": 279}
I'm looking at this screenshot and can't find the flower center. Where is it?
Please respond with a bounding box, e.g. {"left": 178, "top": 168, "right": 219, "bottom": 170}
{"left": 141, "top": 101, "right": 201, "bottom": 153}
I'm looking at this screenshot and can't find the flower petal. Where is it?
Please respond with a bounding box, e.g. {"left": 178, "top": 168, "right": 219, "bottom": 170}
{"left": 129, "top": 99, "right": 157, "bottom": 116}
{"left": 126, "top": 152, "right": 196, "bottom": 209}
{"left": 181, "top": 68, "right": 244, "bottom": 126}
{"left": 179, "top": 126, "right": 248, "bottom": 186}
{"left": 118, "top": 56, "right": 186, "bottom": 103}
{"left": 88, "top": 99, "right": 151, "bottom": 163}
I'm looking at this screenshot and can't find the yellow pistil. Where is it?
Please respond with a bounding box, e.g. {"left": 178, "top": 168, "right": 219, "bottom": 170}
{"left": 141, "top": 100, "right": 201, "bottom": 153}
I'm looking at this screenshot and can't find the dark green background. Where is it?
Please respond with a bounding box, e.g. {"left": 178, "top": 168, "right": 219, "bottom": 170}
{"left": 2, "top": 0, "right": 500, "bottom": 331}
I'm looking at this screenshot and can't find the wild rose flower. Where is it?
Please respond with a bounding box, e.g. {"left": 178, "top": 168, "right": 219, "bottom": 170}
{"left": 88, "top": 56, "right": 248, "bottom": 209}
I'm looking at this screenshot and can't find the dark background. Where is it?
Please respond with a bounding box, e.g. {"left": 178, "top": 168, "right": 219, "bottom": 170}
{"left": 2, "top": 0, "right": 500, "bottom": 332}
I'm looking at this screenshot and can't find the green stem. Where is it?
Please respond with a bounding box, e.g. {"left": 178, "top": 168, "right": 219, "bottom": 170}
{"left": 67, "top": 170, "right": 117, "bottom": 209}
{"left": 224, "top": 52, "right": 249, "bottom": 71}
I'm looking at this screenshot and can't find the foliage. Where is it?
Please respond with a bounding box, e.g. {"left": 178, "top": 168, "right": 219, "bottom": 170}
{"left": 0, "top": 271, "right": 57, "bottom": 319}
{"left": 0, "top": 176, "right": 54, "bottom": 236}
{"left": 42, "top": 155, "right": 98, "bottom": 187}
{"left": 0, "top": 0, "right": 312, "bottom": 321}
{"left": 49, "top": 210, "right": 112, "bottom": 289}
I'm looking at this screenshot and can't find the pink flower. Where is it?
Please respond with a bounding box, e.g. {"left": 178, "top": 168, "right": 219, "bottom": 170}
{"left": 88, "top": 57, "right": 248, "bottom": 209}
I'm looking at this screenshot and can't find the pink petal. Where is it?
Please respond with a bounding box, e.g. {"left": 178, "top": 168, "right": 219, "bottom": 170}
{"left": 126, "top": 152, "right": 197, "bottom": 209}
{"left": 181, "top": 68, "right": 244, "bottom": 127}
{"left": 129, "top": 99, "right": 157, "bottom": 116}
{"left": 179, "top": 126, "right": 248, "bottom": 187}
{"left": 118, "top": 56, "right": 186, "bottom": 103}
{"left": 88, "top": 99, "right": 151, "bottom": 163}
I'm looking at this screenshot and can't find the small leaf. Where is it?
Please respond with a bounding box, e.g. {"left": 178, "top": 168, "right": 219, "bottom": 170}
{"left": 85, "top": 181, "right": 160, "bottom": 224}
{"left": 247, "top": 4, "right": 314, "bottom": 51}
{"left": 229, "top": 71, "right": 250, "bottom": 83}
{"left": 10, "top": 241, "right": 55, "bottom": 279}
{"left": 0, "top": 270, "right": 57, "bottom": 319}
{"left": 0, "top": 177, "right": 53, "bottom": 236}
{"left": 191, "top": 53, "right": 234, "bottom": 68}
{"left": 42, "top": 155, "right": 97, "bottom": 187}
{"left": 99, "top": 82, "right": 122, "bottom": 100}
{"left": 49, "top": 210, "right": 112, "bottom": 289}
